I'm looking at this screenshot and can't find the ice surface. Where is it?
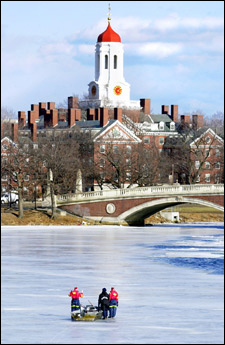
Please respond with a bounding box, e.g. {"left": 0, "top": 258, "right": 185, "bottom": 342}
{"left": 1, "top": 223, "right": 224, "bottom": 344}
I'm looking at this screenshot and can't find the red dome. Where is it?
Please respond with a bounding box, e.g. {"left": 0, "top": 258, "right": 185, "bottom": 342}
{"left": 97, "top": 22, "right": 121, "bottom": 43}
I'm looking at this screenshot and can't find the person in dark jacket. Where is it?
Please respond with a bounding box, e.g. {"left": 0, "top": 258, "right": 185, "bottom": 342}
{"left": 98, "top": 288, "right": 109, "bottom": 319}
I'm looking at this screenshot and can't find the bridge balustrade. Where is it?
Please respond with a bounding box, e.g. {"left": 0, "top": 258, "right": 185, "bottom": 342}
{"left": 55, "top": 184, "right": 224, "bottom": 204}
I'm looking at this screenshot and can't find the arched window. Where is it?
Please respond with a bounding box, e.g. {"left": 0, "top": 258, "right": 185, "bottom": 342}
{"left": 105, "top": 55, "right": 108, "bottom": 69}
{"left": 114, "top": 55, "right": 117, "bottom": 69}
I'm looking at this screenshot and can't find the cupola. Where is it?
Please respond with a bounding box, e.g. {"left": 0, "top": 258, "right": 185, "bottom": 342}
{"left": 97, "top": 4, "right": 121, "bottom": 43}
{"left": 97, "top": 22, "right": 121, "bottom": 43}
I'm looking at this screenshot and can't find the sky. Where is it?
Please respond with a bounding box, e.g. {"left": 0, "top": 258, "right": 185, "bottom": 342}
{"left": 1, "top": 1, "right": 224, "bottom": 117}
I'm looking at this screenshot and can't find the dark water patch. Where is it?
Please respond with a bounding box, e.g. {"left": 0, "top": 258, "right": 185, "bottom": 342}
{"left": 158, "top": 257, "right": 224, "bottom": 275}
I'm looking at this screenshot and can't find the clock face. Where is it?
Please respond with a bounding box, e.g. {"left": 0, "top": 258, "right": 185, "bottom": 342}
{"left": 91, "top": 85, "right": 97, "bottom": 96}
{"left": 113, "top": 85, "right": 122, "bottom": 96}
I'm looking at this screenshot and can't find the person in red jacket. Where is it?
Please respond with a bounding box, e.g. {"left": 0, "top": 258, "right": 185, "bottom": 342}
{"left": 108, "top": 287, "right": 119, "bottom": 318}
{"left": 68, "top": 287, "right": 83, "bottom": 312}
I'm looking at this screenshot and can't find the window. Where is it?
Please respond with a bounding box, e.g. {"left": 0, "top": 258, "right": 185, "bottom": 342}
{"left": 144, "top": 137, "right": 150, "bottom": 144}
{"left": 205, "top": 162, "right": 210, "bottom": 169}
{"left": 195, "top": 161, "right": 200, "bottom": 169}
{"left": 126, "top": 145, "right": 131, "bottom": 154}
{"left": 113, "top": 145, "right": 119, "bottom": 154}
{"left": 105, "top": 55, "right": 108, "bottom": 69}
{"left": 114, "top": 55, "right": 117, "bottom": 69}
{"left": 170, "top": 122, "right": 175, "bottom": 130}
{"left": 159, "top": 122, "right": 164, "bottom": 130}
{"left": 216, "top": 149, "right": 220, "bottom": 157}
{"left": 2, "top": 157, "right": 8, "bottom": 164}
{"left": 126, "top": 172, "right": 131, "bottom": 180}
{"left": 205, "top": 149, "right": 210, "bottom": 157}
{"left": 100, "top": 145, "right": 105, "bottom": 153}
{"left": 159, "top": 137, "right": 164, "bottom": 145}
{"left": 205, "top": 136, "right": 211, "bottom": 143}
{"left": 99, "top": 159, "right": 105, "bottom": 168}
{"left": 205, "top": 174, "right": 210, "bottom": 183}
{"left": 1, "top": 174, "right": 7, "bottom": 181}
{"left": 215, "top": 174, "right": 221, "bottom": 183}
{"left": 215, "top": 162, "right": 220, "bottom": 169}
{"left": 2, "top": 144, "right": 8, "bottom": 151}
{"left": 126, "top": 158, "right": 131, "bottom": 166}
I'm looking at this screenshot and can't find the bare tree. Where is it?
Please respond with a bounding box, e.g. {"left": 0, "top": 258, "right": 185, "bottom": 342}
{"left": 1, "top": 139, "right": 34, "bottom": 218}
{"left": 35, "top": 131, "right": 81, "bottom": 218}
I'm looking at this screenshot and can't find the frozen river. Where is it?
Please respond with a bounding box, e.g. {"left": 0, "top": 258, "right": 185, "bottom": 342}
{"left": 1, "top": 223, "right": 224, "bottom": 344}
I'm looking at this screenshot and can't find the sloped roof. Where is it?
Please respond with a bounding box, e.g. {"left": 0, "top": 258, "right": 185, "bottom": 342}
{"left": 93, "top": 120, "right": 141, "bottom": 143}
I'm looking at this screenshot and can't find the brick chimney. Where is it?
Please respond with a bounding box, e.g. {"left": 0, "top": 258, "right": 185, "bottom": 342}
{"left": 47, "top": 102, "right": 55, "bottom": 110}
{"left": 180, "top": 115, "right": 191, "bottom": 128}
{"left": 140, "top": 99, "right": 151, "bottom": 115}
{"left": 192, "top": 114, "right": 204, "bottom": 130}
{"left": 171, "top": 105, "right": 178, "bottom": 122}
{"left": 162, "top": 105, "right": 169, "bottom": 114}
{"left": 28, "top": 110, "right": 38, "bottom": 128}
{"left": 95, "top": 108, "right": 100, "bottom": 121}
{"left": 39, "top": 102, "right": 46, "bottom": 116}
{"left": 87, "top": 109, "right": 95, "bottom": 121}
{"left": 44, "top": 110, "right": 51, "bottom": 128}
{"left": 114, "top": 108, "right": 123, "bottom": 122}
{"left": 68, "top": 108, "right": 76, "bottom": 128}
{"left": 12, "top": 123, "right": 18, "bottom": 142}
{"left": 31, "top": 123, "right": 37, "bottom": 142}
{"left": 31, "top": 104, "right": 39, "bottom": 117}
{"left": 18, "top": 111, "right": 26, "bottom": 128}
{"left": 68, "top": 96, "right": 79, "bottom": 109}
{"left": 100, "top": 108, "right": 109, "bottom": 127}
{"left": 50, "top": 109, "right": 58, "bottom": 127}
{"left": 75, "top": 109, "right": 81, "bottom": 121}
{"left": 58, "top": 108, "right": 67, "bottom": 122}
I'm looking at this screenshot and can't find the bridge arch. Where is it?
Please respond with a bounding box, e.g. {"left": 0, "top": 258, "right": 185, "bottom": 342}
{"left": 118, "top": 197, "right": 224, "bottom": 226}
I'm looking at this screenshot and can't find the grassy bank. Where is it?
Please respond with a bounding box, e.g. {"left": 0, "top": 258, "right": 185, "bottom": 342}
{"left": 1, "top": 203, "right": 224, "bottom": 226}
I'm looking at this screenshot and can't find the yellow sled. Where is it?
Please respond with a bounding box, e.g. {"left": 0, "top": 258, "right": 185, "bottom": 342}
{"left": 71, "top": 305, "right": 102, "bottom": 321}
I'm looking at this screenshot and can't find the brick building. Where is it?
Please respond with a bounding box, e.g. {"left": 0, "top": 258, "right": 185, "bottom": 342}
{"left": 1, "top": 13, "right": 224, "bottom": 194}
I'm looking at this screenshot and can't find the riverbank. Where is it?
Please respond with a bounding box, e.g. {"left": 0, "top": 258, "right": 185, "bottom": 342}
{"left": 1, "top": 204, "right": 224, "bottom": 226}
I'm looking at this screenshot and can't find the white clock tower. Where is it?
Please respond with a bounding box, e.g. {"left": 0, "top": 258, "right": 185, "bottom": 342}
{"left": 80, "top": 6, "right": 140, "bottom": 109}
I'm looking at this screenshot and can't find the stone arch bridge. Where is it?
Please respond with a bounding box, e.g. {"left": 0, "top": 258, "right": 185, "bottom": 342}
{"left": 45, "top": 184, "right": 224, "bottom": 226}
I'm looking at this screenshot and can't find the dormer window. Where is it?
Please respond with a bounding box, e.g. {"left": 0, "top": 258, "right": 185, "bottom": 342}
{"left": 170, "top": 122, "right": 175, "bottom": 131}
{"left": 159, "top": 122, "right": 164, "bottom": 130}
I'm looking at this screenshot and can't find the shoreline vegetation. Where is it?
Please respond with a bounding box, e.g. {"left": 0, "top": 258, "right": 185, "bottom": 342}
{"left": 1, "top": 204, "right": 224, "bottom": 226}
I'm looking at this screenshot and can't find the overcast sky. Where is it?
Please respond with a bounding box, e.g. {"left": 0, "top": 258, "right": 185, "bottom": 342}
{"left": 1, "top": 1, "right": 224, "bottom": 116}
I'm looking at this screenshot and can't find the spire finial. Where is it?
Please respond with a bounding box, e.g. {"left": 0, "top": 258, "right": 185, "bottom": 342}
{"left": 108, "top": 3, "right": 111, "bottom": 22}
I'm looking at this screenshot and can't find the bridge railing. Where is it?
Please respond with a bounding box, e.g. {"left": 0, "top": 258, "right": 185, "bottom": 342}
{"left": 55, "top": 184, "right": 224, "bottom": 204}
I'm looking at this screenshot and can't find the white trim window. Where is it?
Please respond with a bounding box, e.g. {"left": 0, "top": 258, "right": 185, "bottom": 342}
{"left": 215, "top": 162, "right": 221, "bottom": 169}
{"left": 100, "top": 145, "right": 105, "bottom": 153}
{"left": 126, "top": 145, "right": 131, "bottom": 154}
{"left": 159, "top": 137, "right": 164, "bottom": 145}
{"left": 205, "top": 173, "right": 210, "bottom": 183}
{"left": 205, "top": 162, "right": 210, "bottom": 169}
{"left": 1, "top": 174, "right": 7, "bottom": 181}
{"left": 196, "top": 175, "right": 200, "bottom": 183}
{"left": 215, "top": 149, "right": 220, "bottom": 157}
{"left": 195, "top": 161, "right": 200, "bottom": 169}
{"left": 2, "top": 144, "right": 8, "bottom": 151}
